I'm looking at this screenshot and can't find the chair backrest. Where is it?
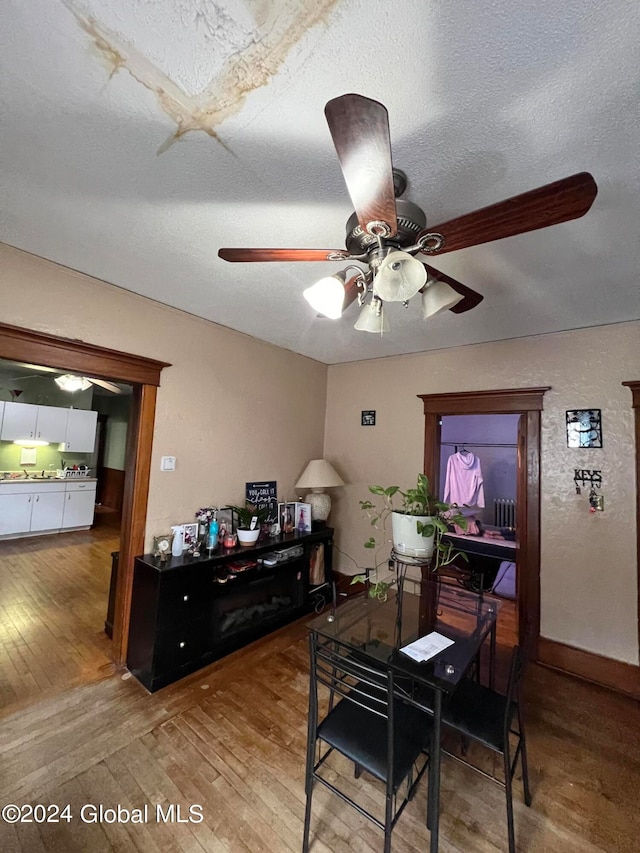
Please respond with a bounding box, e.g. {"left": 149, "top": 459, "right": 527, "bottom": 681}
{"left": 310, "top": 632, "right": 394, "bottom": 721}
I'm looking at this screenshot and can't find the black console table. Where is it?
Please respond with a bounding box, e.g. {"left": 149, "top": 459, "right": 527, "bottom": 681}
{"left": 127, "top": 528, "right": 333, "bottom": 692}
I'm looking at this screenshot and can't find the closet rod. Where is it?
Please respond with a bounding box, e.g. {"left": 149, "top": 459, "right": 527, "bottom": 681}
{"left": 442, "top": 441, "right": 518, "bottom": 448}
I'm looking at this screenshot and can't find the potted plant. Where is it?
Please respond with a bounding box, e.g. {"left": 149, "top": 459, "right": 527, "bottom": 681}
{"left": 228, "top": 502, "right": 270, "bottom": 546}
{"left": 354, "top": 474, "right": 469, "bottom": 597}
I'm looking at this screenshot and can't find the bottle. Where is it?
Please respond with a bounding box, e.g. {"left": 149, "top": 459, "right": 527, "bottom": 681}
{"left": 207, "top": 515, "right": 219, "bottom": 552}
{"left": 171, "top": 526, "right": 184, "bottom": 557}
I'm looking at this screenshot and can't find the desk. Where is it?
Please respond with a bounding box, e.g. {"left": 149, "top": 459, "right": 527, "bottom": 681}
{"left": 307, "top": 578, "right": 501, "bottom": 852}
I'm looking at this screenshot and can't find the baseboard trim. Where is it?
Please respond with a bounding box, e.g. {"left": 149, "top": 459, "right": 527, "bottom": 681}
{"left": 537, "top": 637, "right": 640, "bottom": 700}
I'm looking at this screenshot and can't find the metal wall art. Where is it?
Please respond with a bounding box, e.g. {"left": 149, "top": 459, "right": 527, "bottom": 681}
{"left": 566, "top": 409, "right": 602, "bottom": 448}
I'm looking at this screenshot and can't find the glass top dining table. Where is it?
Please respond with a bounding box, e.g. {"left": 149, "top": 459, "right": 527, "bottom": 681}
{"left": 307, "top": 574, "right": 502, "bottom": 852}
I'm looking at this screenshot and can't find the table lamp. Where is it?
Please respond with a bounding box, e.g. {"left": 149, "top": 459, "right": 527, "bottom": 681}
{"left": 295, "top": 459, "right": 345, "bottom": 525}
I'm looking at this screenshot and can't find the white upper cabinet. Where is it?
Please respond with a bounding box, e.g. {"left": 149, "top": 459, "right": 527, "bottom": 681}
{"left": 33, "top": 405, "right": 69, "bottom": 442}
{"left": 0, "top": 402, "right": 69, "bottom": 442}
{"left": 0, "top": 401, "right": 4, "bottom": 433}
{"left": 62, "top": 408, "right": 98, "bottom": 453}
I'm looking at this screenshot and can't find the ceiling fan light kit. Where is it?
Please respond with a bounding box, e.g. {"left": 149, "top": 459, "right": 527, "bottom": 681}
{"left": 218, "top": 93, "right": 597, "bottom": 338}
{"left": 422, "top": 279, "right": 465, "bottom": 319}
{"left": 303, "top": 273, "right": 346, "bottom": 319}
{"left": 54, "top": 374, "right": 92, "bottom": 392}
{"left": 354, "top": 298, "right": 389, "bottom": 334}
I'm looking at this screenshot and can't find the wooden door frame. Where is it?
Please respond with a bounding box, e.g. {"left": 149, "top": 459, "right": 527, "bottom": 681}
{"left": 418, "top": 387, "right": 550, "bottom": 658}
{"left": 622, "top": 381, "right": 640, "bottom": 654}
{"left": 0, "top": 321, "right": 170, "bottom": 665}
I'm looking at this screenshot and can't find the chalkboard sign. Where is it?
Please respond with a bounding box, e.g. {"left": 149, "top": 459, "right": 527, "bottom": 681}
{"left": 246, "top": 480, "right": 278, "bottom": 521}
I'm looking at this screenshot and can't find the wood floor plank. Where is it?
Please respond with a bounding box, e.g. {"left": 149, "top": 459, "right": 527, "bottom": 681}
{"left": 1, "top": 523, "right": 639, "bottom": 851}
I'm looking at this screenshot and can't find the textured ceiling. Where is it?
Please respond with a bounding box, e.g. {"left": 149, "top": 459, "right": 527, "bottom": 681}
{"left": 1, "top": 0, "right": 639, "bottom": 364}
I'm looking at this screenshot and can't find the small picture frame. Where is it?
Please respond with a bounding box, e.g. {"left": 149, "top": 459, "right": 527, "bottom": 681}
{"left": 566, "top": 409, "right": 602, "bottom": 448}
{"left": 295, "top": 502, "right": 312, "bottom": 533}
{"left": 361, "top": 410, "right": 376, "bottom": 426}
{"left": 217, "top": 507, "right": 235, "bottom": 534}
{"left": 182, "top": 522, "right": 199, "bottom": 547}
{"left": 152, "top": 532, "right": 174, "bottom": 561}
{"left": 278, "top": 501, "right": 296, "bottom": 534}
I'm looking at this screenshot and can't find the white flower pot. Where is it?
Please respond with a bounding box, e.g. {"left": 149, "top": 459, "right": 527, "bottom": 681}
{"left": 237, "top": 528, "right": 260, "bottom": 546}
{"left": 391, "top": 511, "right": 435, "bottom": 558}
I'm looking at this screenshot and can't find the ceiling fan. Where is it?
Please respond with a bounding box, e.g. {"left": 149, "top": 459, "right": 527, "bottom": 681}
{"left": 218, "top": 93, "right": 598, "bottom": 332}
{"left": 54, "top": 375, "right": 123, "bottom": 394}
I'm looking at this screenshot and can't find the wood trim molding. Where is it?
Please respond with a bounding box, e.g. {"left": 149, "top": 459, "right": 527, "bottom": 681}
{"left": 112, "top": 384, "right": 157, "bottom": 665}
{"left": 0, "top": 321, "right": 170, "bottom": 386}
{"left": 420, "top": 386, "right": 548, "bottom": 658}
{"left": 418, "top": 387, "right": 551, "bottom": 415}
{"left": 538, "top": 637, "right": 640, "bottom": 701}
{"left": 621, "top": 380, "right": 640, "bottom": 660}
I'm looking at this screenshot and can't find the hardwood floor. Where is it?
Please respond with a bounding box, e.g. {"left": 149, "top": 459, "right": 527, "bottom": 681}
{"left": 0, "top": 523, "right": 119, "bottom": 716}
{"left": 0, "top": 545, "right": 635, "bottom": 851}
{"left": 0, "top": 612, "right": 638, "bottom": 852}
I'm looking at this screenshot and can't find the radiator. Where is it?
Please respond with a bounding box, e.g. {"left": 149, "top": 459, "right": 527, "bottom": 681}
{"left": 494, "top": 498, "right": 516, "bottom": 529}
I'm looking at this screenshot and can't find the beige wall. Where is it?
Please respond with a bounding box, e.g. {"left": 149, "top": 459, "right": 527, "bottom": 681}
{"left": 325, "top": 324, "right": 640, "bottom": 665}
{"left": 0, "top": 244, "right": 327, "bottom": 544}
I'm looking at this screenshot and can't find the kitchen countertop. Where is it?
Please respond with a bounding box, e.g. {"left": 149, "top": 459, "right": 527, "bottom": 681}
{"left": 0, "top": 476, "right": 98, "bottom": 483}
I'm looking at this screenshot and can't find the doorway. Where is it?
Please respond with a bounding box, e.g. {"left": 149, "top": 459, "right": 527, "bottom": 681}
{"left": 419, "top": 386, "right": 550, "bottom": 659}
{"left": 0, "top": 321, "right": 169, "bottom": 669}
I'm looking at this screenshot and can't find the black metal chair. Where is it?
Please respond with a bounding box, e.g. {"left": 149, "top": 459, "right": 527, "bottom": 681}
{"left": 440, "top": 645, "right": 532, "bottom": 853}
{"left": 303, "top": 631, "right": 431, "bottom": 853}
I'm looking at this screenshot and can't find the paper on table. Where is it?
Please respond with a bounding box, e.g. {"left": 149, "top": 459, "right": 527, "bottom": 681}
{"left": 400, "top": 632, "right": 455, "bottom": 663}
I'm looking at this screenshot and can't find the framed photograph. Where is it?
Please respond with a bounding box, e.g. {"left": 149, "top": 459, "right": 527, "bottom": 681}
{"left": 361, "top": 410, "right": 376, "bottom": 426}
{"left": 181, "top": 522, "right": 199, "bottom": 547}
{"left": 295, "top": 502, "right": 312, "bottom": 533}
{"left": 278, "top": 502, "right": 296, "bottom": 534}
{"left": 566, "top": 409, "right": 602, "bottom": 448}
{"left": 217, "top": 507, "right": 237, "bottom": 533}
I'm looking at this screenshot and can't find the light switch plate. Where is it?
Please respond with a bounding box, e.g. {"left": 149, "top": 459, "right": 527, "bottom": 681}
{"left": 160, "top": 456, "right": 176, "bottom": 471}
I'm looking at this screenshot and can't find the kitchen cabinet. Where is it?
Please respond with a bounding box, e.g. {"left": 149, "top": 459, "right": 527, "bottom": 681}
{"left": 0, "top": 491, "right": 34, "bottom": 535}
{"left": 61, "top": 408, "right": 98, "bottom": 452}
{"left": 62, "top": 480, "right": 96, "bottom": 528}
{"left": 0, "top": 401, "right": 68, "bottom": 443}
{"left": 0, "top": 401, "right": 5, "bottom": 433}
{"left": 30, "top": 485, "right": 66, "bottom": 532}
{"left": 0, "top": 479, "right": 97, "bottom": 537}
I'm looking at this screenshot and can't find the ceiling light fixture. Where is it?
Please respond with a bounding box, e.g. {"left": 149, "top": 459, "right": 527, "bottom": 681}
{"left": 354, "top": 296, "right": 389, "bottom": 334}
{"left": 422, "top": 278, "right": 464, "bottom": 319}
{"left": 303, "top": 272, "right": 347, "bottom": 319}
{"left": 373, "top": 249, "right": 427, "bottom": 302}
{"left": 54, "top": 374, "right": 92, "bottom": 392}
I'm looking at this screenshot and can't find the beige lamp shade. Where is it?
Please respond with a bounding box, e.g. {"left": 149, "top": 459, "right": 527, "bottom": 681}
{"left": 295, "top": 459, "right": 346, "bottom": 523}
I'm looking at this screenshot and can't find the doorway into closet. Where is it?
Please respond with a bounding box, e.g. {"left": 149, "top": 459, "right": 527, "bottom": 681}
{"left": 440, "top": 413, "right": 520, "bottom": 649}
{"left": 420, "top": 386, "right": 549, "bottom": 662}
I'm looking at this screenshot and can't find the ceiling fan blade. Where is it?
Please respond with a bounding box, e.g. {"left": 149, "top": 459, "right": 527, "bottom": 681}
{"left": 418, "top": 172, "right": 597, "bottom": 255}
{"left": 324, "top": 93, "right": 398, "bottom": 238}
{"left": 90, "top": 378, "right": 122, "bottom": 394}
{"left": 423, "top": 264, "right": 484, "bottom": 313}
{"left": 218, "top": 248, "right": 352, "bottom": 263}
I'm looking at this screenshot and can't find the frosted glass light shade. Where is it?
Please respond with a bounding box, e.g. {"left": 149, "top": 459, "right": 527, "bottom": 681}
{"left": 295, "top": 459, "right": 346, "bottom": 522}
{"left": 374, "top": 250, "right": 426, "bottom": 302}
{"left": 354, "top": 301, "right": 390, "bottom": 333}
{"left": 422, "top": 279, "right": 464, "bottom": 318}
{"left": 55, "top": 374, "right": 92, "bottom": 392}
{"left": 303, "top": 275, "right": 345, "bottom": 319}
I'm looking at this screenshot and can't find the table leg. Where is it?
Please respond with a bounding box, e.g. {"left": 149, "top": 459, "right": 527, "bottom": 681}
{"left": 427, "top": 689, "right": 442, "bottom": 851}
{"left": 489, "top": 620, "right": 497, "bottom": 689}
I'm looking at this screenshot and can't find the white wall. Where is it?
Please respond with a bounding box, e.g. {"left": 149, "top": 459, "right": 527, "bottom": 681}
{"left": 324, "top": 324, "right": 640, "bottom": 665}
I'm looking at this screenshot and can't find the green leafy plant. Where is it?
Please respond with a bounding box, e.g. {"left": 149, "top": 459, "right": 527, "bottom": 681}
{"left": 359, "top": 473, "right": 469, "bottom": 576}
{"left": 227, "top": 503, "right": 270, "bottom": 530}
